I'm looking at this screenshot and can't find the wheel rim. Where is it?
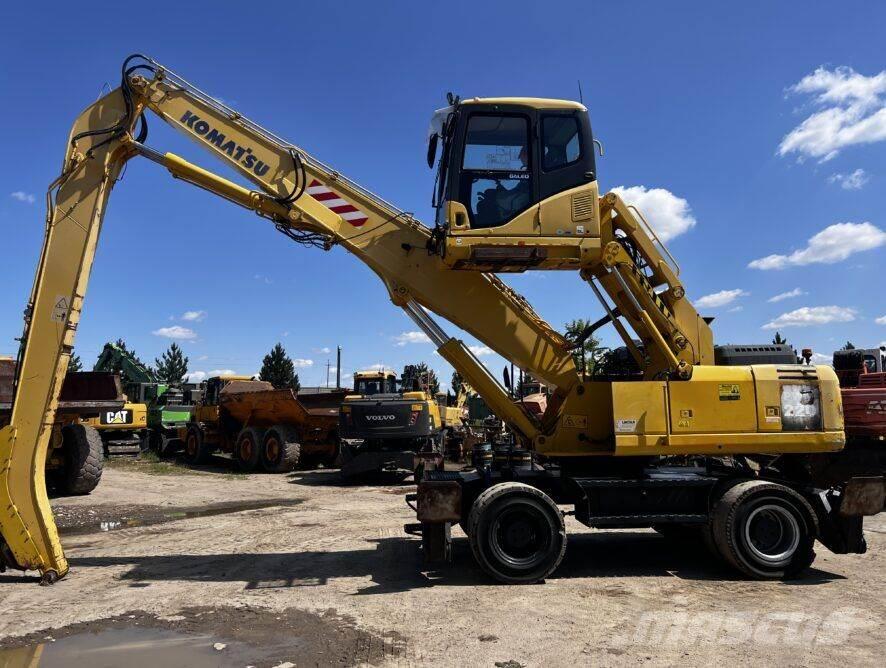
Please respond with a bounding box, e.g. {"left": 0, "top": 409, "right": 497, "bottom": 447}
{"left": 266, "top": 437, "right": 280, "bottom": 463}
{"left": 241, "top": 438, "right": 254, "bottom": 461}
{"left": 489, "top": 501, "right": 552, "bottom": 570}
{"left": 743, "top": 503, "right": 801, "bottom": 566}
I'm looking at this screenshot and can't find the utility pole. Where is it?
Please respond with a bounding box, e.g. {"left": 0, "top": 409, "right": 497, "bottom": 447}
{"left": 325, "top": 360, "right": 331, "bottom": 388}
{"left": 336, "top": 346, "right": 341, "bottom": 389}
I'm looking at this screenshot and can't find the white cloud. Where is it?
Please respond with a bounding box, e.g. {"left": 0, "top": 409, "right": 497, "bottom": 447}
{"left": 727, "top": 306, "right": 743, "bottom": 313}
{"left": 468, "top": 345, "right": 494, "bottom": 356}
{"left": 810, "top": 352, "right": 832, "bottom": 365}
{"left": 282, "top": 331, "right": 290, "bottom": 337}
{"left": 829, "top": 168, "right": 869, "bottom": 190}
{"left": 253, "top": 273, "right": 273, "bottom": 284}
{"left": 394, "top": 331, "right": 432, "bottom": 346}
{"left": 185, "top": 371, "right": 206, "bottom": 383}
{"left": 763, "top": 305, "right": 857, "bottom": 329}
{"left": 209, "top": 368, "right": 237, "bottom": 376}
{"left": 152, "top": 325, "right": 197, "bottom": 340}
{"left": 768, "top": 288, "right": 806, "bottom": 303}
{"left": 610, "top": 185, "right": 697, "bottom": 242}
{"left": 181, "top": 310, "right": 207, "bottom": 322}
{"left": 695, "top": 289, "right": 749, "bottom": 309}
{"left": 10, "top": 191, "right": 35, "bottom": 204}
{"left": 778, "top": 66, "right": 886, "bottom": 162}
{"left": 748, "top": 222, "right": 886, "bottom": 269}
{"left": 876, "top": 315, "right": 886, "bottom": 325}
{"left": 292, "top": 358, "right": 314, "bottom": 368}
{"left": 315, "top": 346, "right": 332, "bottom": 354}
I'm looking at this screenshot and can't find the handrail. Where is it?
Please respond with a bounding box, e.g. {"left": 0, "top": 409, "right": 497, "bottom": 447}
{"left": 627, "top": 204, "right": 681, "bottom": 277}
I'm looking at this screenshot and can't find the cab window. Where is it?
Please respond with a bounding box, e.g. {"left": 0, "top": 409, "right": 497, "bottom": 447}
{"left": 460, "top": 114, "right": 531, "bottom": 228}
{"left": 542, "top": 115, "right": 581, "bottom": 171}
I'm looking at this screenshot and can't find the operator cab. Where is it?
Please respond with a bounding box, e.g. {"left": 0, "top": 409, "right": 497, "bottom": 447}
{"left": 428, "top": 96, "right": 601, "bottom": 272}
{"left": 352, "top": 370, "right": 398, "bottom": 397}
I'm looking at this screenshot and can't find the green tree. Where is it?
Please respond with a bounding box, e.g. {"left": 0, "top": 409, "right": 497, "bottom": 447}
{"left": 260, "top": 343, "right": 301, "bottom": 391}
{"left": 772, "top": 331, "right": 788, "bottom": 345}
{"left": 403, "top": 362, "right": 439, "bottom": 395}
{"left": 842, "top": 341, "right": 856, "bottom": 350}
{"left": 564, "top": 319, "right": 601, "bottom": 374}
{"left": 451, "top": 370, "right": 463, "bottom": 393}
{"left": 154, "top": 342, "right": 189, "bottom": 384}
{"left": 67, "top": 354, "right": 83, "bottom": 373}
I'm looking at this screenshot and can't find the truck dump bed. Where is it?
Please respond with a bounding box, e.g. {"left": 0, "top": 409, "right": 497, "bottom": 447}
{"left": 219, "top": 381, "right": 344, "bottom": 434}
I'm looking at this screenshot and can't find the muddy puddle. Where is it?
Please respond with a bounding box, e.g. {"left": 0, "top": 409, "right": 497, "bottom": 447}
{"left": 0, "top": 606, "right": 407, "bottom": 667}
{"left": 54, "top": 499, "right": 304, "bottom": 536}
{"left": 0, "top": 627, "right": 251, "bottom": 667}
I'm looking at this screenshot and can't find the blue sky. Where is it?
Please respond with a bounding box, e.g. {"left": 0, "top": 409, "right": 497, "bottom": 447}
{"left": 1, "top": 1, "right": 884, "bottom": 388}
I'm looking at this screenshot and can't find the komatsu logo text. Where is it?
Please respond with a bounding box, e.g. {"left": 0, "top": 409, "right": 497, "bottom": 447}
{"left": 179, "top": 110, "right": 270, "bottom": 177}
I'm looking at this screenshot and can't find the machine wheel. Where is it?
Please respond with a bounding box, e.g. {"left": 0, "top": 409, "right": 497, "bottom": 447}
{"left": 261, "top": 425, "right": 301, "bottom": 473}
{"left": 183, "top": 425, "right": 213, "bottom": 465}
{"left": 59, "top": 424, "right": 104, "bottom": 496}
{"left": 468, "top": 482, "right": 566, "bottom": 584}
{"left": 234, "top": 427, "right": 264, "bottom": 472}
{"left": 317, "top": 436, "right": 341, "bottom": 468}
{"left": 711, "top": 480, "right": 817, "bottom": 579}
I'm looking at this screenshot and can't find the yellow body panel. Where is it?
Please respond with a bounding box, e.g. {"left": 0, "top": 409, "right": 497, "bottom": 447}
{"left": 81, "top": 402, "right": 148, "bottom": 432}
{"left": 668, "top": 366, "right": 756, "bottom": 434}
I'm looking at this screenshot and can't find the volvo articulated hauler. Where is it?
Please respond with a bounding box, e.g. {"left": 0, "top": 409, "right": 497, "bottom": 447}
{"left": 0, "top": 56, "right": 881, "bottom": 584}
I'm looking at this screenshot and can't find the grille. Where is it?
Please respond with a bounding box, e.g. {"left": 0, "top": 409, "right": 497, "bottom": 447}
{"left": 571, "top": 193, "right": 596, "bottom": 222}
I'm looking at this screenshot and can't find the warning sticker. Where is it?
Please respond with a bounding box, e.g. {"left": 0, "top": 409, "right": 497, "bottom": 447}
{"left": 718, "top": 384, "right": 741, "bottom": 401}
{"left": 563, "top": 414, "right": 588, "bottom": 429}
{"left": 616, "top": 419, "right": 638, "bottom": 433}
{"left": 51, "top": 295, "right": 69, "bottom": 323}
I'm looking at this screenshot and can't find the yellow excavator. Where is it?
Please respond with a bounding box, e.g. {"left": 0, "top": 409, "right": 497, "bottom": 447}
{"left": 1, "top": 56, "right": 881, "bottom": 584}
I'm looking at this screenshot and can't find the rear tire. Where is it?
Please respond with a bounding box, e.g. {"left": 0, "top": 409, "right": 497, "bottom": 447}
{"left": 183, "top": 424, "right": 212, "bottom": 465}
{"left": 261, "top": 425, "right": 301, "bottom": 473}
{"left": 59, "top": 424, "right": 104, "bottom": 496}
{"left": 234, "top": 427, "right": 264, "bottom": 472}
{"left": 468, "top": 482, "right": 566, "bottom": 584}
{"left": 711, "top": 480, "right": 817, "bottom": 579}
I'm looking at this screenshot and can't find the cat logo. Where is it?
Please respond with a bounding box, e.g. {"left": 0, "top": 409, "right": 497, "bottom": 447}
{"left": 101, "top": 410, "right": 132, "bottom": 425}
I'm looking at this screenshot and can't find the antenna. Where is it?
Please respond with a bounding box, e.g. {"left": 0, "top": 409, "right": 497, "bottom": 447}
{"left": 577, "top": 80, "right": 584, "bottom": 105}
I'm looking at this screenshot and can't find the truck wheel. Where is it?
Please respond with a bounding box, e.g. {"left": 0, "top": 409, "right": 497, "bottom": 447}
{"left": 184, "top": 425, "right": 212, "bottom": 465}
{"left": 261, "top": 425, "right": 301, "bottom": 473}
{"left": 711, "top": 480, "right": 817, "bottom": 579}
{"left": 234, "top": 427, "right": 264, "bottom": 472}
{"left": 59, "top": 424, "right": 104, "bottom": 496}
{"left": 468, "top": 482, "right": 566, "bottom": 584}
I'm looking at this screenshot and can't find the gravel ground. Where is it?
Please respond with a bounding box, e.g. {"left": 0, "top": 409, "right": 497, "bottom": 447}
{"left": 1, "top": 462, "right": 884, "bottom": 666}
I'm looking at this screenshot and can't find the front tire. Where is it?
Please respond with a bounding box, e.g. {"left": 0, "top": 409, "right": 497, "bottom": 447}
{"left": 468, "top": 482, "right": 566, "bottom": 584}
{"left": 261, "top": 425, "right": 301, "bottom": 473}
{"left": 183, "top": 425, "right": 213, "bottom": 465}
{"left": 59, "top": 424, "right": 104, "bottom": 495}
{"left": 711, "top": 480, "right": 817, "bottom": 579}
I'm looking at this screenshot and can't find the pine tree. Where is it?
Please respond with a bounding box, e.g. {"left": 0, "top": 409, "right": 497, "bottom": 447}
{"left": 68, "top": 354, "right": 83, "bottom": 373}
{"left": 154, "top": 342, "right": 189, "bottom": 384}
{"left": 260, "top": 343, "right": 300, "bottom": 391}
{"left": 451, "top": 370, "right": 463, "bottom": 393}
{"left": 772, "top": 331, "right": 788, "bottom": 345}
{"left": 403, "top": 362, "right": 439, "bottom": 395}
{"left": 564, "top": 319, "right": 601, "bottom": 373}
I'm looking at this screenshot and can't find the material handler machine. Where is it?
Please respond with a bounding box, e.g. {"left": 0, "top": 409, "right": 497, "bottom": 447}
{"left": 1, "top": 56, "right": 881, "bottom": 584}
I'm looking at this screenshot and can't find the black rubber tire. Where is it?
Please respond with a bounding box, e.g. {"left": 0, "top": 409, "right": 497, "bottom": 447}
{"left": 468, "top": 482, "right": 566, "bottom": 584}
{"left": 183, "top": 424, "right": 213, "bottom": 465}
{"left": 260, "top": 425, "right": 301, "bottom": 473}
{"left": 59, "top": 424, "right": 104, "bottom": 496}
{"left": 234, "top": 427, "right": 264, "bottom": 472}
{"left": 711, "top": 480, "right": 817, "bottom": 579}
{"left": 317, "top": 436, "right": 341, "bottom": 469}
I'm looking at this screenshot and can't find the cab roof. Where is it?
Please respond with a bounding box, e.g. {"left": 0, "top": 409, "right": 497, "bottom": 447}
{"left": 460, "top": 97, "right": 586, "bottom": 112}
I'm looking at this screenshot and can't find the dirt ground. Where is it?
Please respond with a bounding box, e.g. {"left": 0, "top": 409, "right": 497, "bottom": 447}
{"left": 1, "top": 459, "right": 884, "bottom": 667}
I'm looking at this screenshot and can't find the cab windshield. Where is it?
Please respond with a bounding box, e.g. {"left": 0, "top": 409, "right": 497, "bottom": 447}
{"left": 355, "top": 377, "right": 397, "bottom": 395}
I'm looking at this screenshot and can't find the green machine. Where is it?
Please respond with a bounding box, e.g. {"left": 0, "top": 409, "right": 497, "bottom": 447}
{"left": 91, "top": 343, "right": 193, "bottom": 454}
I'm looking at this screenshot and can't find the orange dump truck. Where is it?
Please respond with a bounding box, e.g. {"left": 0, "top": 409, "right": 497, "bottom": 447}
{"left": 179, "top": 376, "right": 343, "bottom": 472}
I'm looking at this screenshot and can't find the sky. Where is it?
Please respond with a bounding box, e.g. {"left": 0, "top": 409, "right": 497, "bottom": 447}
{"left": 1, "top": 1, "right": 884, "bottom": 389}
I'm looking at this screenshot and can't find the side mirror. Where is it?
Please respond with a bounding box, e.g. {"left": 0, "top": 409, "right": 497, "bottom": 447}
{"left": 426, "top": 134, "right": 438, "bottom": 168}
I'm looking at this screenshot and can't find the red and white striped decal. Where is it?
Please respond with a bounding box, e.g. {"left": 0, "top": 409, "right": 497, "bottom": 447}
{"left": 306, "top": 179, "right": 369, "bottom": 227}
